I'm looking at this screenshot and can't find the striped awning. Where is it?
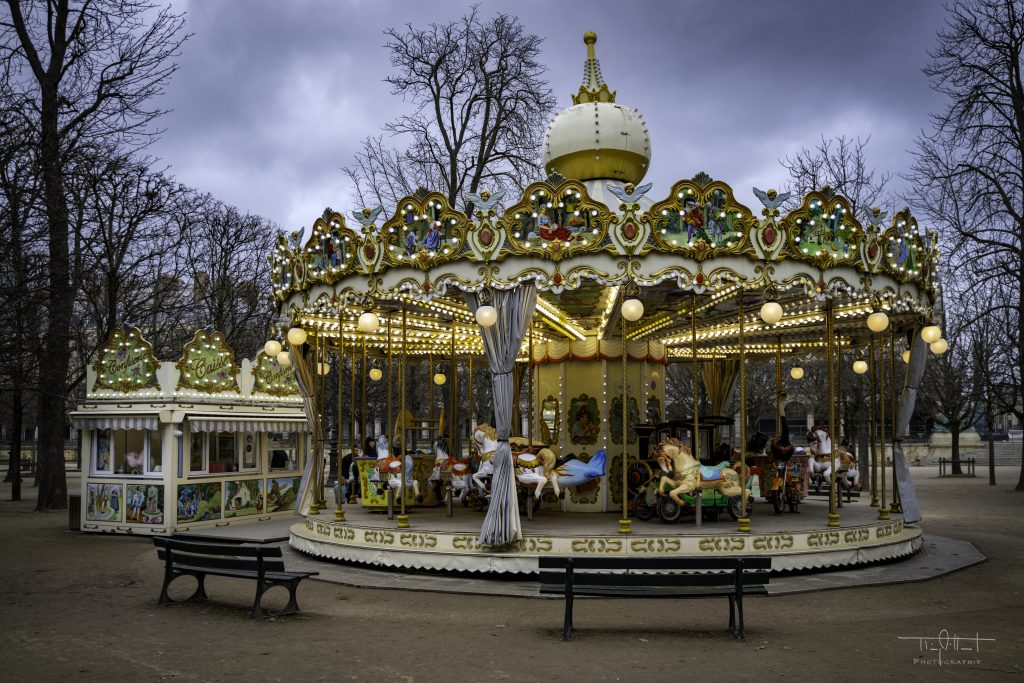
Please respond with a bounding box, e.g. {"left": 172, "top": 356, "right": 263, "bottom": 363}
{"left": 70, "top": 414, "right": 159, "bottom": 431}
{"left": 186, "top": 416, "right": 310, "bottom": 433}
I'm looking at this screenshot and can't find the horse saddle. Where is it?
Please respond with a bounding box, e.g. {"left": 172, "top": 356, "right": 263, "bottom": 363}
{"left": 699, "top": 461, "right": 730, "bottom": 481}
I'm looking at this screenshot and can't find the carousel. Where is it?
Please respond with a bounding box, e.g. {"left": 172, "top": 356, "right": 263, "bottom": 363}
{"left": 273, "top": 33, "right": 940, "bottom": 573}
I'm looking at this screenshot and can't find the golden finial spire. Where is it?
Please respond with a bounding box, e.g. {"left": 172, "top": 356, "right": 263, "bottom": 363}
{"left": 572, "top": 32, "right": 616, "bottom": 104}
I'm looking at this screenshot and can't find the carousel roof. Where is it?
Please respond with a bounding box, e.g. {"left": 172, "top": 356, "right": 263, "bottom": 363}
{"left": 271, "top": 33, "right": 939, "bottom": 361}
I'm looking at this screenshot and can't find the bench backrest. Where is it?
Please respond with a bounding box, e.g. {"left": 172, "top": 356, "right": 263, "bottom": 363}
{"left": 538, "top": 556, "right": 771, "bottom": 590}
{"left": 153, "top": 537, "right": 285, "bottom": 574}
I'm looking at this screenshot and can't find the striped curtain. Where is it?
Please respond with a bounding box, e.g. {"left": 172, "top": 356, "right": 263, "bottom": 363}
{"left": 894, "top": 330, "right": 928, "bottom": 523}
{"left": 465, "top": 284, "right": 538, "bottom": 546}
{"left": 701, "top": 360, "right": 740, "bottom": 416}
{"left": 290, "top": 343, "right": 320, "bottom": 516}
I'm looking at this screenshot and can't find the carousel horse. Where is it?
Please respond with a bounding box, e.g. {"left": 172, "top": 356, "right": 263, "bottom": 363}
{"left": 471, "top": 424, "right": 499, "bottom": 493}
{"left": 428, "top": 436, "right": 471, "bottom": 498}
{"left": 836, "top": 446, "right": 860, "bottom": 490}
{"left": 376, "top": 434, "right": 420, "bottom": 499}
{"left": 515, "top": 447, "right": 561, "bottom": 499}
{"left": 655, "top": 438, "right": 742, "bottom": 505}
{"left": 805, "top": 426, "right": 835, "bottom": 493}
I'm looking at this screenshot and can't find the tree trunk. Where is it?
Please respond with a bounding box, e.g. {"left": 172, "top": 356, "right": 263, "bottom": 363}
{"left": 35, "top": 83, "right": 71, "bottom": 511}
{"left": 7, "top": 390, "right": 23, "bottom": 501}
{"left": 987, "top": 405, "right": 995, "bottom": 486}
{"left": 951, "top": 429, "right": 962, "bottom": 475}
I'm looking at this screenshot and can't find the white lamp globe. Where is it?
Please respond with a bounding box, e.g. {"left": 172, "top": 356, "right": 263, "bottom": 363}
{"left": 790, "top": 366, "right": 804, "bottom": 380}
{"left": 866, "top": 311, "right": 889, "bottom": 333}
{"left": 921, "top": 325, "right": 942, "bottom": 344}
{"left": 433, "top": 372, "right": 447, "bottom": 386}
{"left": 760, "top": 301, "right": 783, "bottom": 325}
{"left": 621, "top": 298, "right": 644, "bottom": 322}
{"left": 287, "top": 327, "right": 307, "bottom": 346}
{"left": 853, "top": 360, "right": 868, "bottom": 375}
{"left": 930, "top": 338, "right": 949, "bottom": 355}
{"left": 475, "top": 304, "right": 498, "bottom": 327}
{"left": 264, "top": 339, "right": 282, "bottom": 357}
{"left": 276, "top": 350, "right": 291, "bottom": 366}
{"left": 357, "top": 311, "right": 380, "bottom": 333}
{"left": 369, "top": 367, "right": 383, "bottom": 381}
{"left": 902, "top": 350, "right": 911, "bottom": 364}
{"left": 317, "top": 362, "right": 330, "bottom": 376}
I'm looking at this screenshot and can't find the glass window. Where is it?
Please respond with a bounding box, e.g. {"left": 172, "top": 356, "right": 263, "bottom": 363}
{"left": 239, "top": 432, "right": 258, "bottom": 472}
{"left": 95, "top": 429, "right": 113, "bottom": 473}
{"left": 148, "top": 431, "right": 162, "bottom": 473}
{"left": 94, "top": 429, "right": 152, "bottom": 475}
{"left": 268, "top": 432, "right": 298, "bottom": 471}
{"left": 189, "top": 430, "right": 206, "bottom": 473}
{"left": 210, "top": 432, "right": 235, "bottom": 473}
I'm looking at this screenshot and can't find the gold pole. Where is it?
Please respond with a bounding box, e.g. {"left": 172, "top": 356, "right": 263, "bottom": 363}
{"left": 619, "top": 288, "right": 631, "bottom": 534}
{"left": 877, "top": 331, "right": 889, "bottom": 520}
{"left": 336, "top": 321, "right": 346, "bottom": 521}
{"left": 309, "top": 332, "right": 322, "bottom": 515}
{"left": 450, "top": 320, "right": 456, "bottom": 449}
{"left": 869, "top": 336, "right": 879, "bottom": 507}
{"left": 836, "top": 334, "right": 844, "bottom": 442}
{"left": 889, "top": 327, "right": 902, "bottom": 513}
{"left": 387, "top": 315, "right": 393, "bottom": 442}
{"left": 397, "top": 304, "right": 409, "bottom": 528}
{"left": 528, "top": 323, "right": 534, "bottom": 445}
{"left": 691, "top": 292, "right": 699, "bottom": 459}
{"left": 468, "top": 352, "right": 473, "bottom": 451}
{"left": 775, "top": 336, "right": 783, "bottom": 436}
{"left": 826, "top": 301, "right": 839, "bottom": 527}
{"left": 428, "top": 351, "right": 434, "bottom": 439}
{"left": 350, "top": 344, "right": 357, "bottom": 457}
{"left": 361, "top": 334, "right": 368, "bottom": 454}
{"left": 737, "top": 295, "right": 750, "bottom": 532}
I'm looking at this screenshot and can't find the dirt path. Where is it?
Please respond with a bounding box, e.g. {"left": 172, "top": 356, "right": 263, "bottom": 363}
{"left": 1, "top": 467, "right": 1022, "bottom": 682}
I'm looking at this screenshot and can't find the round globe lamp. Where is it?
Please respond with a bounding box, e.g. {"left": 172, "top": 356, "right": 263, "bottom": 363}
{"left": 790, "top": 365, "right": 804, "bottom": 380}
{"left": 287, "top": 327, "right": 307, "bottom": 346}
{"left": 930, "top": 338, "right": 949, "bottom": 355}
{"left": 853, "top": 359, "right": 868, "bottom": 374}
{"left": 867, "top": 311, "right": 889, "bottom": 333}
{"left": 921, "top": 325, "right": 942, "bottom": 344}
{"left": 276, "top": 350, "right": 291, "bottom": 366}
{"left": 621, "top": 298, "right": 644, "bottom": 322}
{"left": 358, "top": 311, "right": 380, "bottom": 333}
{"left": 475, "top": 305, "right": 498, "bottom": 327}
{"left": 369, "top": 367, "right": 383, "bottom": 381}
{"left": 760, "top": 301, "right": 783, "bottom": 325}
{"left": 264, "top": 339, "right": 282, "bottom": 357}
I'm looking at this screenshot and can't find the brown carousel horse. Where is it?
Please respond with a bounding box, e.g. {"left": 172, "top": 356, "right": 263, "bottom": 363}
{"left": 654, "top": 438, "right": 743, "bottom": 505}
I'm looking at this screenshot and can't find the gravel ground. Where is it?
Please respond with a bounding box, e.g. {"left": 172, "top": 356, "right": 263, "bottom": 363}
{"left": 1, "top": 466, "right": 1022, "bottom": 682}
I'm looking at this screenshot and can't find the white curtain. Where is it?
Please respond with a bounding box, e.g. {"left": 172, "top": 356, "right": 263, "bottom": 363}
{"left": 465, "top": 284, "right": 538, "bottom": 546}
{"left": 290, "top": 343, "right": 320, "bottom": 517}
{"left": 894, "top": 330, "right": 928, "bottom": 523}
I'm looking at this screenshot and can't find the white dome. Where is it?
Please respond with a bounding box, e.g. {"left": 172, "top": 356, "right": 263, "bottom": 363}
{"left": 543, "top": 102, "right": 651, "bottom": 184}
{"left": 542, "top": 32, "right": 651, "bottom": 184}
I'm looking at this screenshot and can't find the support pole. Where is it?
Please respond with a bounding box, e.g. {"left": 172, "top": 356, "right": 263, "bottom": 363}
{"left": 335, "top": 321, "right": 346, "bottom": 522}
{"left": 528, "top": 324, "right": 534, "bottom": 445}
{"left": 826, "top": 301, "right": 839, "bottom": 527}
{"left": 775, "top": 336, "right": 783, "bottom": 437}
{"left": 889, "top": 327, "right": 902, "bottom": 513}
{"left": 387, "top": 315, "right": 393, "bottom": 446}
{"left": 869, "top": 336, "right": 879, "bottom": 507}
{"left": 361, "top": 334, "right": 367, "bottom": 455}
{"left": 397, "top": 305, "right": 409, "bottom": 528}
{"left": 691, "top": 292, "right": 699, "bottom": 459}
{"left": 877, "top": 332, "right": 889, "bottom": 520}
{"left": 309, "top": 332, "right": 322, "bottom": 515}
{"left": 737, "top": 295, "right": 750, "bottom": 533}
{"left": 619, "top": 289, "right": 631, "bottom": 535}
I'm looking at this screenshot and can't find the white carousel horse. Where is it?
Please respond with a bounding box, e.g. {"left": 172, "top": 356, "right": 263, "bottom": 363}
{"left": 428, "top": 436, "right": 471, "bottom": 496}
{"left": 836, "top": 447, "right": 860, "bottom": 490}
{"left": 515, "top": 448, "right": 560, "bottom": 500}
{"left": 376, "top": 433, "right": 419, "bottom": 499}
{"left": 655, "top": 438, "right": 742, "bottom": 505}
{"left": 806, "top": 426, "right": 838, "bottom": 493}
{"left": 471, "top": 424, "right": 499, "bottom": 493}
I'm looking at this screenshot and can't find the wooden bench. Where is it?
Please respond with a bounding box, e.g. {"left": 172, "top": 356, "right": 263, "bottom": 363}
{"left": 153, "top": 537, "right": 318, "bottom": 618}
{"left": 539, "top": 556, "right": 770, "bottom": 641}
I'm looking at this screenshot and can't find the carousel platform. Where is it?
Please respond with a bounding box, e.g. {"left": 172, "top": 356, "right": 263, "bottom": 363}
{"left": 289, "top": 495, "right": 921, "bottom": 575}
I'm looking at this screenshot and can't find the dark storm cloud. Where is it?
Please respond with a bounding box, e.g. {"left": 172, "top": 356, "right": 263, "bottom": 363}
{"left": 152, "top": 0, "right": 950, "bottom": 231}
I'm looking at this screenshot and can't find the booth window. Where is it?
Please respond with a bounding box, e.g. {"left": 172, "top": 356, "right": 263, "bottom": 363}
{"left": 238, "top": 432, "right": 259, "bottom": 473}
{"left": 209, "top": 432, "right": 235, "bottom": 473}
{"left": 94, "top": 429, "right": 159, "bottom": 475}
{"left": 188, "top": 429, "right": 207, "bottom": 474}
{"left": 268, "top": 432, "right": 298, "bottom": 471}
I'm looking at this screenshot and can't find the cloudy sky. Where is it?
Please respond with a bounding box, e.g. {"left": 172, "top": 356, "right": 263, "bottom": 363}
{"left": 153, "top": 0, "right": 951, "bottom": 232}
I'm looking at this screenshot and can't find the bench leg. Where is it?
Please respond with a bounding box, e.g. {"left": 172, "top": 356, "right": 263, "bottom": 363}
{"left": 562, "top": 593, "right": 574, "bottom": 641}
{"left": 252, "top": 581, "right": 267, "bottom": 619}
{"left": 158, "top": 570, "right": 174, "bottom": 606}
{"left": 281, "top": 580, "right": 301, "bottom": 615}
{"left": 734, "top": 592, "right": 745, "bottom": 642}
{"left": 188, "top": 574, "right": 208, "bottom": 602}
{"left": 728, "top": 595, "right": 736, "bottom": 633}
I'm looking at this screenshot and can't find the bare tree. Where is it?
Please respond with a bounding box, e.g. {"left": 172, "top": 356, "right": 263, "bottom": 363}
{"left": 908, "top": 0, "right": 1024, "bottom": 490}
{"left": 178, "top": 194, "right": 278, "bottom": 359}
{"left": 781, "top": 134, "right": 893, "bottom": 223}
{"left": 921, "top": 326, "right": 980, "bottom": 473}
{"left": 344, "top": 7, "right": 555, "bottom": 214}
{"left": 1, "top": 0, "right": 187, "bottom": 509}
